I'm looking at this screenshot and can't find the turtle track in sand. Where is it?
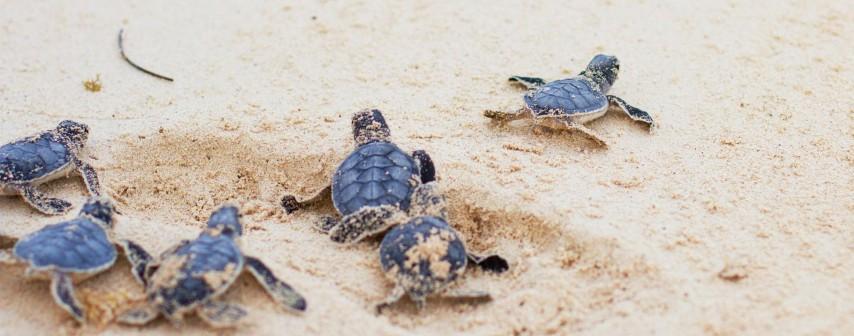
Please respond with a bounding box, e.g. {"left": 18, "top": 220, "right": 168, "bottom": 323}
{"left": 100, "top": 127, "right": 665, "bottom": 333}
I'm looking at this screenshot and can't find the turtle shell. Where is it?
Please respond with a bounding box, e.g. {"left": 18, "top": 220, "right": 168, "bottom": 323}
{"left": 147, "top": 234, "right": 243, "bottom": 316}
{"left": 332, "top": 142, "right": 419, "bottom": 216}
{"left": 523, "top": 78, "right": 608, "bottom": 116}
{"left": 0, "top": 133, "right": 72, "bottom": 183}
{"left": 379, "top": 216, "right": 467, "bottom": 297}
{"left": 14, "top": 217, "right": 116, "bottom": 273}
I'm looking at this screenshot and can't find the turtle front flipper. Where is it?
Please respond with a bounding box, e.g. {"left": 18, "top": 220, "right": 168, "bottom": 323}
{"left": 375, "top": 285, "right": 405, "bottom": 314}
{"left": 117, "top": 304, "right": 160, "bottom": 325}
{"left": 467, "top": 253, "right": 510, "bottom": 273}
{"left": 509, "top": 76, "right": 547, "bottom": 89}
{"left": 411, "top": 150, "right": 436, "bottom": 183}
{"left": 281, "top": 185, "right": 331, "bottom": 214}
{"left": 116, "top": 239, "right": 153, "bottom": 286}
{"left": 73, "top": 158, "right": 101, "bottom": 196}
{"left": 197, "top": 301, "right": 248, "bottom": 329}
{"left": 14, "top": 184, "right": 72, "bottom": 215}
{"left": 328, "top": 205, "right": 408, "bottom": 244}
{"left": 50, "top": 272, "right": 85, "bottom": 323}
{"left": 607, "top": 95, "right": 655, "bottom": 130}
{"left": 244, "top": 256, "right": 307, "bottom": 312}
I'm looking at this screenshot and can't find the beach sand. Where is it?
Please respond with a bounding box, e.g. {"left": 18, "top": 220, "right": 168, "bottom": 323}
{"left": 0, "top": 0, "right": 851, "bottom": 335}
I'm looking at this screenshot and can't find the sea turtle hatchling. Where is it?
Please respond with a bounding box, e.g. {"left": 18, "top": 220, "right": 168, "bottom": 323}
{"left": 484, "top": 54, "right": 655, "bottom": 147}
{"left": 375, "top": 182, "right": 509, "bottom": 312}
{"left": 0, "top": 120, "right": 101, "bottom": 215}
{"left": 0, "top": 197, "right": 150, "bottom": 323}
{"left": 281, "top": 109, "right": 437, "bottom": 244}
{"left": 118, "top": 204, "right": 307, "bottom": 328}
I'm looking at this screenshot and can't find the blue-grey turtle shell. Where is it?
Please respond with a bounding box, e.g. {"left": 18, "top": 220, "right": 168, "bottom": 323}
{"left": 332, "top": 142, "right": 419, "bottom": 216}
{"left": 379, "top": 216, "right": 467, "bottom": 297}
{"left": 523, "top": 78, "right": 608, "bottom": 116}
{"left": 14, "top": 217, "right": 116, "bottom": 272}
{"left": 0, "top": 133, "right": 72, "bottom": 183}
{"left": 150, "top": 234, "right": 243, "bottom": 315}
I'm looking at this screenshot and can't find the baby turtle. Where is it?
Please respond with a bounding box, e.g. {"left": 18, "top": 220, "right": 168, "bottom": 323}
{"left": 118, "top": 205, "right": 306, "bottom": 328}
{"left": 484, "top": 54, "right": 655, "bottom": 147}
{"left": 281, "top": 109, "right": 437, "bottom": 244}
{"left": 0, "top": 197, "right": 150, "bottom": 323}
{"left": 0, "top": 120, "right": 101, "bottom": 215}
{"left": 376, "top": 182, "right": 508, "bottom": 312}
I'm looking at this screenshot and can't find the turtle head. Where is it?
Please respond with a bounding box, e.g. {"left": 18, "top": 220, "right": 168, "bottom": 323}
{"left": 56, "top": 120, "right": 90, "bottom": 147}
{"left": 352, "top": 109, "right": 391, "bottom": 146}
{"left": 581, "top": 54, "right": 620, "bottom": 93}
{"left": 80, "top": 197, "right": 116, "bottom": 229}
{"left": 205, "top": 204, "right": 243, "bottom": 239}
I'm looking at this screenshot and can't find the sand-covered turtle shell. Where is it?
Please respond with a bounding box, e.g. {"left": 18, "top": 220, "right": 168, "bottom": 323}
{"left": 332, "top": 142, "right": 419, "bottom": 216}
{"left": 379, "top": 216, "right": 467, "bottom": 297}
{"left": 0, "top": 133, "right": 72, "bottom": 183}
{"left": 13, "top": 217, "right": 116, "bottom": 273}
{"left": 523, "top": 78, "right": 609, "bottom": 116}
{"left": 146, "top": 234, "right": 244, "bottom": 316}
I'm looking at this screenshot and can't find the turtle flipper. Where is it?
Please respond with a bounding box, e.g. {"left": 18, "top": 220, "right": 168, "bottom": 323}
{"left": 408, "top": 182, "right": 448, "bottom": 219}
{"left": 442, "top": 288, "right": 492, "bottom": 302}
{"left": 117, "top": 305, "right": 159, "bottom": 325}
{"left": 607, "top": 95, "right": 655, "bottom": 130}
{"left": 411, "top": 150, "right": 436, "bottom": 183}
{"left": 375, "top": 285, "right": 405, "bottom": 314}
{"left": 483, "top": 109, "right": 530, "bottom": 122}
{"left": 281, "top": 185, "right": 331, "bottom": 214}
{"left": 509, "top": 76, "right": 546, "bottom": 89}
{"left": 73, "top": 158, "right": 101, "bottom": 196}
{"left": 328, "top": 205, "right": 408, "bottom": 244}
{"left": 546, "top": 118, "right": 609, "bottom": 148}
{"left": 467, "top": 253, "right": 510, "bottom": 273}
{"left": 15, "top": 184, "right": 72, "bottom": 215}
{"left": 116, "top": 239, "right": 153, "bottom": 286}
{"left": 50, "top": 272, "right": 85, "bottom": 323}
{"left": 315, "top": 216, "right": 339, "bottom": 234}
{"left": 244, "top": 256, "right": 307, "bottom": 312}
{"left": 197, "top": 301, "right": 247, "bottom": 329}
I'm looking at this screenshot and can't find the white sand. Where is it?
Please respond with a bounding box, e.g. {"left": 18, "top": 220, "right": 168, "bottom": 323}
{"left": 0, "top": 1, "right": 851, "bottom": 335}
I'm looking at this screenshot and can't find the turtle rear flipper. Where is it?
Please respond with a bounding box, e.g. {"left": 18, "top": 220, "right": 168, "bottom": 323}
{"left": 116, "top": 239, "right": 153, "bottom": 286}
{"left": 375, "top": 285, "right": 405, "bottom": 314}
{"left": 15, "top": 184, "right": 72, "bottom": 215}
{"left": 117, "top": 305, "right": 159, "bottom": 325}
{"left": 197, "top": 301, "right": 247, "bottom": 329}
{"left": 50, "top": 272, "right": 85, "bottom": 323}
{"left": 0, "top": 249, "right": 18, "bottom": 265}
{"left": 281, "top": 185, "right": 331, "bottom": 214}
{"left": 244, "top": 256, "right": 307, "bottom": 312}
{"left": 408, "top": 182, "right": 448, "bottom": 219}
{"left": 328, "top": 205, "right": 408, "bottom": 244}
{"left": 467, "top": 253, "right": 510, "bottom": 273}
{"left": 509, "top": 76, "right": 546, "bottom": 89}
{"left": 483, "top": 108, "right": 530, "bottom": 122}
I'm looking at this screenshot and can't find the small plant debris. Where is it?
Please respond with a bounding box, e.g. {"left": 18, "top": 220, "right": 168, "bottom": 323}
{"left": 83, "top": 74, "right": 102, "bottom": 92}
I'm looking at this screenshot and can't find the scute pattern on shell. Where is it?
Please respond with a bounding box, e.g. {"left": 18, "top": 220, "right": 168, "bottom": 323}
{"left": 524, "top": 78, "right": 609, "bottom": 116}
{"left": 0, "top": 133, "right": 71, "bottom": 182}
{"left": 149, "top": 234, "right": 243, "bottom": 315}
{"left": 379, "top": 216, "right": 467, "bottom": 298}
{"left": 14, "top": 218, "right": 116, "bottom": 272}
{"left": 332, "top": 142, "right": 419, "bottom": 216}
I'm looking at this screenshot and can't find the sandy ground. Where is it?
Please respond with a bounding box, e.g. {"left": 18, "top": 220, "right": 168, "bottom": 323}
{"left": 0, "top": 0, "right": 852, "bottom": 335}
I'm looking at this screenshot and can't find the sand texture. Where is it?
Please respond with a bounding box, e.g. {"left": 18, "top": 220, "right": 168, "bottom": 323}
{"left": 0, "top": 0, "right": 852, "bottom": 335}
